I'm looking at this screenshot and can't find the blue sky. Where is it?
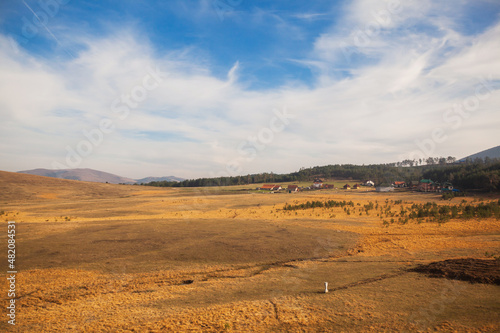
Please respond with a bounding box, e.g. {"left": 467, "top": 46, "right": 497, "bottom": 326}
{"left": 0, "top": 0, "right": 500, "bottom": 179}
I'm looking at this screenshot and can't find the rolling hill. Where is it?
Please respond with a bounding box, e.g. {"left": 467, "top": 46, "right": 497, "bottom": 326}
{"left": 135, "top": 176, "right": 185, "bottom": 184}
{"left": 17, "top": 168, "right": 184, "bottom": 184}
{"left": 18, "top": 168, "right": 136, "bottom": 184}
{"left": 0, "top": 170, "right": 140, "bottom": 203}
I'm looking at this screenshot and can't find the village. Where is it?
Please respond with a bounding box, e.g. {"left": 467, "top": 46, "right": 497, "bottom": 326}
{"left": 259, "top": 178, "right": 459, "bottom": 193}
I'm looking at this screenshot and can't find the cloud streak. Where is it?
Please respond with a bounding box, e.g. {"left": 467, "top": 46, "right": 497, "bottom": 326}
{"left": 0, "top": 0, "right": 499, "bottom": 178}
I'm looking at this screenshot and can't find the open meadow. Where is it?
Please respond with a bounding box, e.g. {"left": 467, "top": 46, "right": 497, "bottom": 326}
{"left": 1, "top": 170, "right": 499, "bottom": 332}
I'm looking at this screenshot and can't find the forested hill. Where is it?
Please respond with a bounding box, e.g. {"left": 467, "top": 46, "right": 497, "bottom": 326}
{"left": 423, "top": 160, "right": 500, "bottom": 192}
{"left": 144, "top": 158, "right": 500, "bottom": 192}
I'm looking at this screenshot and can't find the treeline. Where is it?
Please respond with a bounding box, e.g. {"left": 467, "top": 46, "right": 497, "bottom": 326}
{"left": 144, "top": 157, "right": 500, "bottom": 192}
{"left": 145, "top": 163, "right": 430, "bottom": 188}
{"left": 384, "top": 200, "right": 500, "bottom": 224}
{"left": 281, "top": 198, "right": 500, "bottom": 223}
{"left": 423, "top": 158, "right": 500, "bottom": 192}
{"left": 289, "top": 164, "right": 423, "bottom": 185}
{"left": 144, "top": 173, "right": 298, "bottom": 188}
{"left": 283, "top": 200, "right": 355, "bottom": 211}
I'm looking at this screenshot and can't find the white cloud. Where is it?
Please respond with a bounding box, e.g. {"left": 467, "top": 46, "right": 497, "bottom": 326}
{"left": 291, "top": 13, "right": 329, "bottom": 21}
{"left": 429, "top": 23, "right": 500, "bottom": 80}
{"left": 1, "top": 1, "right": 500, "bottom": 178}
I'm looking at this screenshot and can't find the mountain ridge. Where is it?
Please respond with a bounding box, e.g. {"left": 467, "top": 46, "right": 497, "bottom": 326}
{"left": 14, "top": 146, "right": 499, "bottom": 185}
{"left": 460, "top": 145, "right": 500, "bottom": 162}
{"left": 135, "top": 176, "right": 185, "bottom": 184}
{"left": 17, "top": 168, "right": 184, "bottom": 184}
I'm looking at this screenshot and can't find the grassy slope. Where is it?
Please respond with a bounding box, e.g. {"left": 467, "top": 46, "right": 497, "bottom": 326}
{"left": 0, "top": 171, "right": 499, "bottom": 332}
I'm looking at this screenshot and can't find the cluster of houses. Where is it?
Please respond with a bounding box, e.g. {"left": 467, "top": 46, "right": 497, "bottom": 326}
{"left": 411, "top": 179, "right": 456, "bottom": 192}
{"left": 367, "top": 179, "right": 456, "bottom": 192}
{"left": 260, "top": 179, "right": 364, "bottom": 193}
{"left": 259, "top": 184, "right": 301, "bottom": 193}
{"left": 259, "top": 179, "right": 457, "bottom": 193}
{"left": 260, "top": 184, "right": 312, "bottom": 192}
{"left": 259, "top": 179, "right": 330, "bottom": 193}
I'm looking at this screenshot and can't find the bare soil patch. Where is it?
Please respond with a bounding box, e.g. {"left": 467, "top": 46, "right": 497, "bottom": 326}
{"left": 411, "top": 258, "right": 500, "bottom": 285}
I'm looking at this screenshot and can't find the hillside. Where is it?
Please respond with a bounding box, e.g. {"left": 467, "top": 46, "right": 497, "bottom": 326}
{"left": 17, "top": 168, "right": 184, "bottom": 184}
{"left": 136, "top": 176, "right": 184, "bottom": 183}
{"left": 0, "top": 170, "right": 141, "bottom": 203}
{"left": 2, "top": 170, "right": 499, "bottom": 331}
{"left": 18, "top": 168, "right": 136, "bottom": 184}
{"left": 460, "top": 145, "right": 500, "bottom": 161}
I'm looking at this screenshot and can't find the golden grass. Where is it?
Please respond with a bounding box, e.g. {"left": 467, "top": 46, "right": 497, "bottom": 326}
{"left": 0, "top": 171, "right": 499, "bottom": 332}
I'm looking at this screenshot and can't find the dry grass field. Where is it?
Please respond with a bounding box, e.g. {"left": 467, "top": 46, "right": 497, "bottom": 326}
{"left": 0, "top": 170, "right": 499, "bottom": 332}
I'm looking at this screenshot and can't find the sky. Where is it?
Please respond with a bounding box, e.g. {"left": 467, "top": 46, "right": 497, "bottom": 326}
{"left": 0, "top": 0, "right": 499, "bottom": 179}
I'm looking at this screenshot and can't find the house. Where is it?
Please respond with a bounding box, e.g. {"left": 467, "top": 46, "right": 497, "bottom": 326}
{"left": 261, "top": 184, "right": 281, "bottom": 191}
{"left": 343, "top": 184, "right": 351, "bottom": 190}
{"left": 376, "top": 185, "right": 394, "bottom": 192}
{"left": 418, "top": 179, "right": 435, "bottom": 192}
{"left": 353, "top": 184, "right": 360, "bottom": 189}
{"left": 393, "top": 181, "right": 406, "bottom": 188}
{"left": 365, "top": 180, "right": 375, "bottom": 186}
{"left": 287, "top": 185, "right": 299, "bottom": 192}
{"left": 312, "top": 179, "right": 323, "bottom": 189}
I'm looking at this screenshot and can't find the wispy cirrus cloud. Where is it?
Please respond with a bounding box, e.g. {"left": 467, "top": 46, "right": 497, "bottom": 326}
{"left": 0, "top": 0, "right": 499, "bottom": 178}
{"left": 291, "top": 13, "right": 330, "bottom": 21}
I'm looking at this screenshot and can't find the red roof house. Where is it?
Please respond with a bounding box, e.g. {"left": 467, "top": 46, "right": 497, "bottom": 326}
{"left": 261, "top": 184, "right": 281, "bottom": 191}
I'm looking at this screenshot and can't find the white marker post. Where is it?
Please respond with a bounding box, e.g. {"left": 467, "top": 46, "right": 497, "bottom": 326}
{"left": 324, "top": 282, "right": 328, "bottom": 293}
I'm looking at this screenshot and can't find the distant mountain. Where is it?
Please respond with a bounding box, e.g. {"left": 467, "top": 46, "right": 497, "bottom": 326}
{"left": 18, "top": 168, "right": 137, "bottom": 184}
{"left": 17, "top": 168, "right": 185, "bottom": 184}
{"left": 459, "top": 145, "right": 500, "bottom": 162}
{"left": 135, "top": 176, "right": 184, "bottom": 184}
